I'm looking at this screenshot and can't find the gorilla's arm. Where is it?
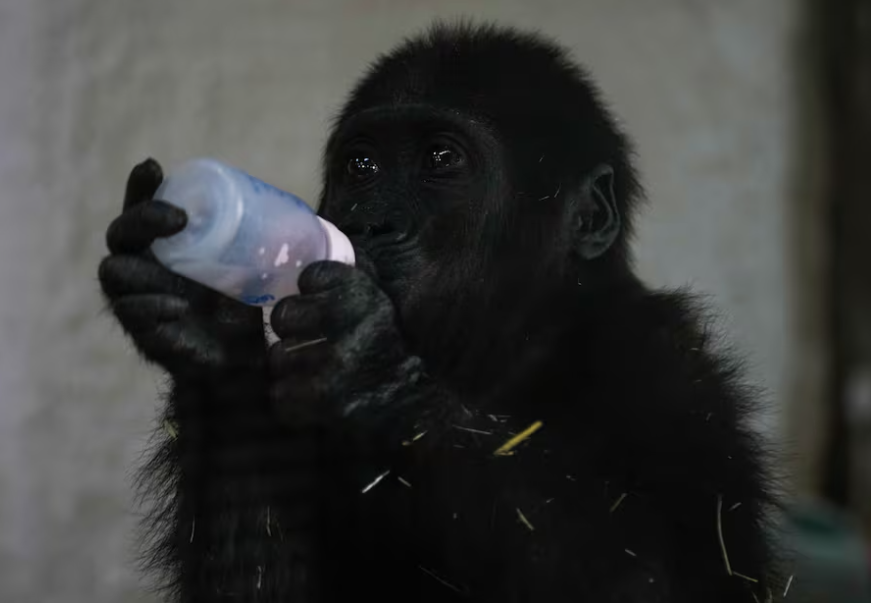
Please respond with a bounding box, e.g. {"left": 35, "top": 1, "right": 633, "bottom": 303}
{"left": 101, "top": 161, "right": 320, "bottom": 602}
{"left": 268, "top": 261, "right": 463, "bottom": 487}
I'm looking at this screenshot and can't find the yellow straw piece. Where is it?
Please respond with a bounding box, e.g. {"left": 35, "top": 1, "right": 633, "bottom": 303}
{"left": 402, "top": 431, "right": 428, "bottom": 446}
{"left": 732, "top": 572, "right": 758, "bottom": 584}
{"left": 609, "top": 492, "right": 628, "bottom": 514}
{"left": 516, "top": 508, "right": 535, "bottom": 531}
{"left": 163, "top": 419, "right": 179, "bottom": 440}
{"left": 494, "top": 421, "right": 543, "bottom": 456}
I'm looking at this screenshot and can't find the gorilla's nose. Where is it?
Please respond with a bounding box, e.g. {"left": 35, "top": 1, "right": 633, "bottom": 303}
{"left": 367, "top": 221, "right": 401, "bottom": 239}
{"left": 340, "top": 220, "right": 402, "bottom": 242}
{"left": 360, "top": 215, "right": 411, "bottom": 245}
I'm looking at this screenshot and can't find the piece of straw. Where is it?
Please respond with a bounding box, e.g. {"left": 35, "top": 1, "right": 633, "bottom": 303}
{"left": 163, "top": 419, "right": 178, "bottom": 440}
{"left": 516, "top": 508, "right": 535, "bottom": 531}
{"left": 282, "top": 337, "right": 328, "bottom": 353}
{"left": 361, "top": 470, "right": 390, "bottom": 494}
{"left": 732, "top": 572, "right": 758, "bottom": 583}
{"left": 716, "top": 494, "right": 733, "bottom": 575}
{"left": 494, "top": 421, "right": 543, "bottom": 456}
{"left": 453, "top": 425, "right": 493, "bottom": 436}
{"left": 402, "top": 431, "right": 427, "bottom": 446}
{"left": 783, "top": 575, "right": 794, "bottom": 597}
{"left": 609, "top": 492, "right": 628, "bottom": 514}
{"left": 418, "top": 566, "right": 464, "bottom": 595}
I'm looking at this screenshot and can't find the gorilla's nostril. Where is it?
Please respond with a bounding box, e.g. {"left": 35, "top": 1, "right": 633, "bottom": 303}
{"left": 368, "top": 222, "right": 397, "bottom": 238}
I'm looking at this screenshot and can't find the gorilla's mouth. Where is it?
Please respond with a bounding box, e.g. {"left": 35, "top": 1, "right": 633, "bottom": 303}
{"left": 346, "top": 229, "right": 421, "bottom": 289}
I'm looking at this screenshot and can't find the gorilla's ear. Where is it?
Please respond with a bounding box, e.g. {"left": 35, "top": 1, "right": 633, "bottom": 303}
{"left": 575, "top": 164, "right": 621, "bottom": 259}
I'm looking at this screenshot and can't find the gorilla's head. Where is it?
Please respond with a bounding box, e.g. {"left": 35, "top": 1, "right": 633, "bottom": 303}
{"left": 317, "top": 23, "right": 642, "bottom": 375}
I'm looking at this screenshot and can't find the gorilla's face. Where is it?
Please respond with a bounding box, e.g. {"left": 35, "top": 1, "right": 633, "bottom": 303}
{"left": 317, "top": 98, "right": 621, "bottom": 374}
{"left": 319, "top": 105, "right": 524, "bottom": 336}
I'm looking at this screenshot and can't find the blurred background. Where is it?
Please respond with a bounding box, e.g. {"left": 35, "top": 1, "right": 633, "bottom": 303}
{"left": 0, "top": 0, "right": 869, "bottom": 601}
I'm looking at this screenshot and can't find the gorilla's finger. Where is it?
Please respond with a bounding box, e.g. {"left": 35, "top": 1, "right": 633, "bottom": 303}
{"left": 297, "top": 261, "right": 359, "bottom": 295}
{"left": 296, "top": 262, "right": 390, "bottom": 328}
{"left": 107, "top": 200, "right": 187, "bottom": 254}
{"left": 123, "top": 158, "right": 164, "bottom": 210}
{"left": 139, "top": 322, "right": 225, "bottom": 370}
{"left": 112, "top": 294, "right": 190, "bottom": 332}
{"left": 99, "top": 255, "right": 187, "bottom": 299}
{"left": 270, "top": 295, "right": 327, "bottom": 341}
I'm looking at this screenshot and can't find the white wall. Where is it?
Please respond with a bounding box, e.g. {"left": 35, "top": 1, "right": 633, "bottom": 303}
{"left": 0, "top": 1, "right": 819, "bottom": 601}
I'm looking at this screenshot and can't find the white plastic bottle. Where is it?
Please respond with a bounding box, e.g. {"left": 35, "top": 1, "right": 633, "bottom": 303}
{"left": 150, "top": 158, "right": 355, "bottom": 306}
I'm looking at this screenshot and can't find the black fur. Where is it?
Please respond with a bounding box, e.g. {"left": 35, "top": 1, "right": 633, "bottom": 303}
{"left": 99, "top": 22, "right": 781, "bottom": 602}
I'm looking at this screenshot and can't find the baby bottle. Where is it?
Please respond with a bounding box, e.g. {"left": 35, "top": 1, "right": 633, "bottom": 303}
{"left": 150, "top": 158, "right": 354, "bottom": 306}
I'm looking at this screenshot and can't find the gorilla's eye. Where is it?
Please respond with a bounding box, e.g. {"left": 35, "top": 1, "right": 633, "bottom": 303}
{"left": 426, "top": 144, "right": 464, "bottom": 172}
{"left": 347, "top": 156, "right": 380, "bottom": 180}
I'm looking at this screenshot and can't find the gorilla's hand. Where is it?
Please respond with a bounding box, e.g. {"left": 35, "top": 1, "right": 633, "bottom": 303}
{"left": 268, "top": 261, "right": 425, "bottom": 432}
{"left": 98, "top": 159, "right": 266, "bottom": 378}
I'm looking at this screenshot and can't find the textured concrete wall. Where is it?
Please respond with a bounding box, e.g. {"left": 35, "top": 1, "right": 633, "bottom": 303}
{"left": 0, "top": 1, "right": 816, "bottom": 601}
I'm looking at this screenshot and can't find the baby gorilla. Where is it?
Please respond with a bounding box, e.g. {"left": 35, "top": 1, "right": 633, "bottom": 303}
{"left": 99, "top": 22, "right": 780, "bottom": 603}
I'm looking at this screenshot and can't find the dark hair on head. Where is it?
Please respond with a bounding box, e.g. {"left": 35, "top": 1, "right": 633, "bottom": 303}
{"left": 334, "top": 20, "right": 643, "bottom": 261}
